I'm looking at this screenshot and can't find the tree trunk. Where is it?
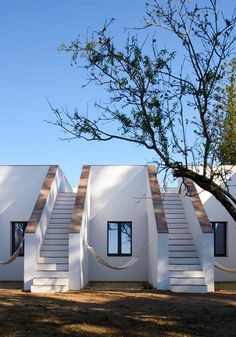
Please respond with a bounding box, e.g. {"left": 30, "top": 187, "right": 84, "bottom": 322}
{"left": 173, "top": 167, "right": 236, "bottom": 222}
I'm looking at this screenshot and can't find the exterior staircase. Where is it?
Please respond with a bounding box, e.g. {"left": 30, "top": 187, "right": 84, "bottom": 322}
{"left": 163, "top": 192, "right": 207, "bottom": 293}
{"left": 31, "top": 192, "right": 76, "bottom": 293}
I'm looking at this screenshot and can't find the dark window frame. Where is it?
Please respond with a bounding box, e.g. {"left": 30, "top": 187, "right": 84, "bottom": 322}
{"left": 107, "top": 221, "right": 132, "bottom": 257}
{"left": 11, "top": 222, "right": 27, "bottom": 256}
{"left": 211, "top": 222, "right": 227, "bottom": 257}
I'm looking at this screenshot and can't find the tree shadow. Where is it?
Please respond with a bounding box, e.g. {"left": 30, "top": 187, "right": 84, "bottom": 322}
{"left": 0, "top": 287, "right": 236, "bottom": 337}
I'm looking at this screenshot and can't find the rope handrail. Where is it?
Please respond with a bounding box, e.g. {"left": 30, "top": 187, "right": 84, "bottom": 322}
{"left": 0, "top": 238, "right": 24, "bottom": 265}
{"left": 214, "top": 261, "right": 236, "bottom": 273}
{"left": 82, "top": 236, "right": 146, "bottom": 270}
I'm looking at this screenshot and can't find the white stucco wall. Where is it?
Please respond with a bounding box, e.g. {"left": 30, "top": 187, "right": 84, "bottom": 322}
{"left": 88, "top": 165, "right": 148, "bottom": 281}
{"left": 196, "top": 168, "right": 236, "bottom": 282}
{"left": 0, "top": 165, "right": 49, "bottom": 281}
{"left": 80, "top": 172, "right": 91, "bottom": 288}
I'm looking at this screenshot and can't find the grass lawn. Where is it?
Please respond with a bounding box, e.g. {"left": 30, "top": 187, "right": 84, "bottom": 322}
{"left": 0, "top": 282, "right": 236, "bottom": 337}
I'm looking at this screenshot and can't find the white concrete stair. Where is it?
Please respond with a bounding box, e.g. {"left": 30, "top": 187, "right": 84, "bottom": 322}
{"left": 31, "top": 192, "right": 76, "bottom": 293}
{"left": 163, "top": 192, "right": 207, "bottom": 293}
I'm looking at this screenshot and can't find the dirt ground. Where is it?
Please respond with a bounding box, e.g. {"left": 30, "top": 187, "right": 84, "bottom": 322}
{"left": 0, "top": 282, "right": 236, "bottom": 337}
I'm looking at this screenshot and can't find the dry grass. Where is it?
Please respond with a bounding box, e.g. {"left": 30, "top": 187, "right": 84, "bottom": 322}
{"left": 0, "top": 282, "right": 236, "bottom": 337}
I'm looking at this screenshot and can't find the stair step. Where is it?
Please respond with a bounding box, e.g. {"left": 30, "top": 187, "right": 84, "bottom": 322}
{"left": 170, "top": 285, "right": 207, "bottom": 293}
{"left": 38, "top": 257, "right": 68, "bottom": 264}
{"left": 40, "top": 250, "right": 69, "bottom": 257}
{"left": 169, "top": 234, "right": 192, "bottom": 240}
{"left": 166, "top": 219, "right": 188, "bottom": 224}
{"left": 44, "top": 239, "right": 69, "bottom": 245}
{"left": 169, "top": 264, "right": 202, "bottom": 271}
{"left": 53, "top": 206, "right": 74, "bottom": 210}
{"left": 44, "top": 234, "right": 68, "bottom": 240}
{"left": 57, "top": 192, "right": 76, "bottom": 196}
{"left": 48, "top": 223, "right": 70, "bottom": 229}
{"left": 169, "top": 246, "right": 196, "bottom": 251}
{"left": 46, "top": 228, "right": 69, "bottom": 234}
{"left": 51, "top": 214, "right": 72, "bottom": 219}
{"left": 168, "top": 228, "right": 191, "bottom": 234}
{"left": 50, "top": 219, "right": 71, "bottom": 224}
{"left": 163, "top": 205, "right": 183, "bottom": 209}
{"left": 168, "top": 223, "right": 189, "bottom": 228}
{"left": 165, "top": 214, "right": 187, "bottom": 219}
{"left": 169, "top": 257, "right": 200, "bottom": 264}
{"left": 33, "top": 278, "right": 69, "bottom": 286}
{"left": 34, "top": 271, "right": 69, "bottom": 277}
{"left": 37, "top": 264, "right": 68, "bottom": 271}
{"left": 169, "top": 251, "right": 198, "bottom": 258}
{"left": 31, "top": 285, "right": 69, "bottom": 293}
{"left": 170, "top": 278, "right": 205, "bottom": 285}
{"left": 41, "top": 244, "right": 68, "bottom": 251}
{"left": 169, "top": 239, "right": 194, "bottom": 245}
{"left": 52, "top": 209, "right": 73, "bottom": 214}
{"left": 164, "top": 209, "right": 185, "bottom": 214}
{"left": 169, "top": 270, "right": 204, "bottom": 278}
{"left": 163, "top": 201, "right": 182, "bottom": 206}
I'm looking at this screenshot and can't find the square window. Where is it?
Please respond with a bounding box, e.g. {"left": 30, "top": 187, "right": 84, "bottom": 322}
{"left": 11, "top": 222, "right": 27, "bottom": 256}
{"left": 107, "top": 222, "right": 132, "bottom": 256}
{"left": 211, "top": 222, "right": 226, "bottom": 257}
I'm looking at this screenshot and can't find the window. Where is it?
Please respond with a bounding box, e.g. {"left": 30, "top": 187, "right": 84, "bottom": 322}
{"left": 12, "top": 222, "right": 27, "bottom": 256}
{"left": 211, "top": 222, "right": 227, "bottom": 257}
{"left": 107, "top": 222, "right": 132, "bottom": 256}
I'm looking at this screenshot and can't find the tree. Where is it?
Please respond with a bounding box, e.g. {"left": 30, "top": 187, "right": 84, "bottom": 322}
{"left": 216, "top": 58, "right": 236, "bottom": 164}
{"left": 50, "top": 0, "right": 236, "bottom": 221}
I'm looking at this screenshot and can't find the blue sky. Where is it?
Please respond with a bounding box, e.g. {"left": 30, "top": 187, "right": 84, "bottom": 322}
{"left": 0, "top": 0, "right": 235, "bottom": 186}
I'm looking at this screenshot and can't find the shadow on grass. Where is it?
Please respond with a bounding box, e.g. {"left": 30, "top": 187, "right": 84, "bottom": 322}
{"left": 0, "top": 287, "right": 236, "bottom": 337}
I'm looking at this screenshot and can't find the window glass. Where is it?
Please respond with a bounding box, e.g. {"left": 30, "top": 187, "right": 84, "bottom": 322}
{"left": 108, "top": 222, "right": 132, "bottom": 256}
{"left": 12, "top": 222, "right": 27, "bottom": 256}
{"left": 108, "top": 223, "right": 118, "bottom": 254}
{"left": 211, "top": 222, "right": 226, "bottom": 256}
{"left": 121, "top": 223, "right": 132, "bottom": 254}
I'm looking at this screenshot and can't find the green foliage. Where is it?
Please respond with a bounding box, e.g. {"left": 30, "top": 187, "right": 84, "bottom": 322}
{"left": 219, "top": 58, "right": 236, "bottom": 164}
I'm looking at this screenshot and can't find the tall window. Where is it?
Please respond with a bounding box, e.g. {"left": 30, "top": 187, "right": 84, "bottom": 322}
{"left": 12, "top": 222, "right": 27, "bottom": 256}
{"left": 211, "top": 222, "right": 227, "bottom": 257}
{"left": 107, "top": 222, "right": 132, "bottom": 256}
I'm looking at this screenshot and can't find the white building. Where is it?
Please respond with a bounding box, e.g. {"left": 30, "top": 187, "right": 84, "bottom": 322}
{"left": 0, "top": 164, "right": 235, "bottom": 293}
